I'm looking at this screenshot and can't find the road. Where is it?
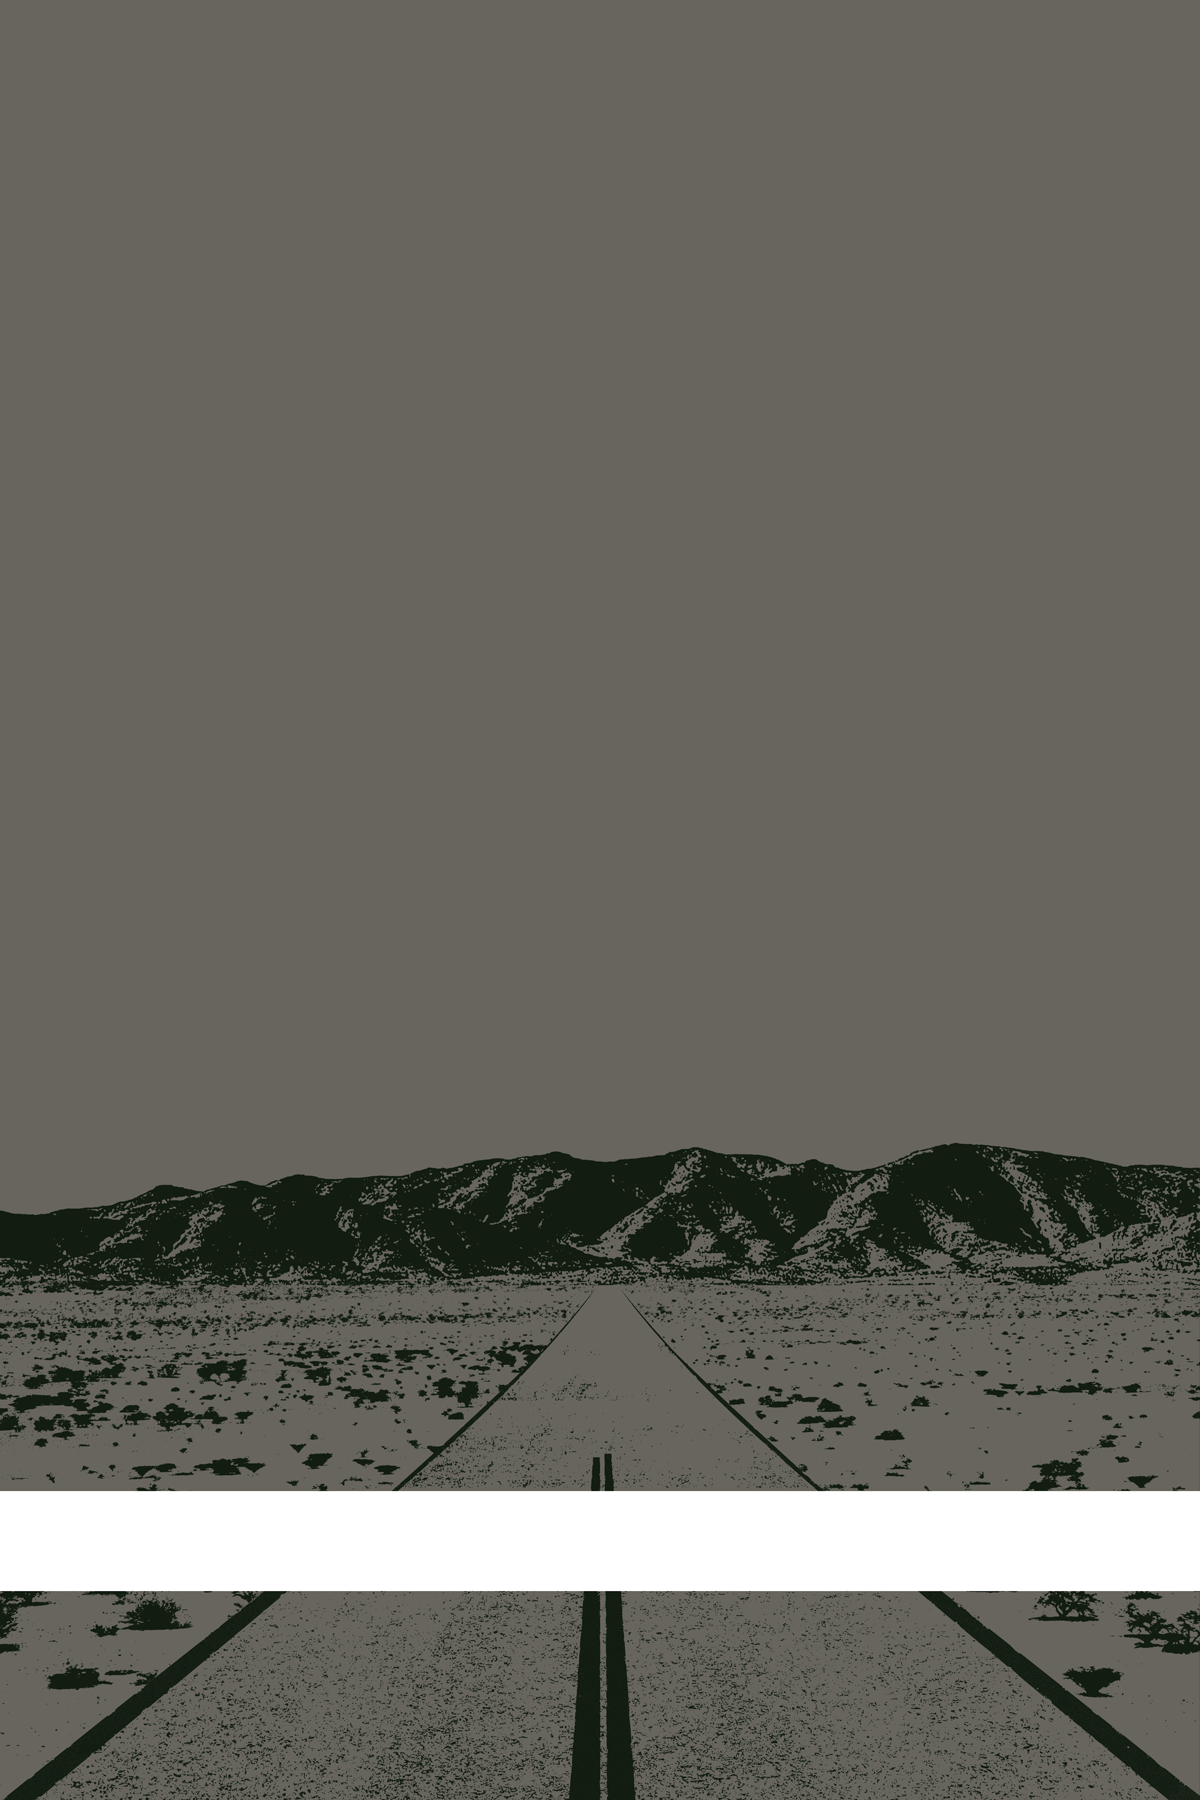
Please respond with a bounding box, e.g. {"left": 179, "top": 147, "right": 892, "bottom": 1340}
{"left": 620, "top": 1592, "right": 1167, "bottom": 1799}
{"left": 23, "top": 1593, "right": 580, "bottom": 1800}
{"left": 402, "top": 1286, "right": 812, "bottom": 1489}
{"left": 19, "top": 1592, "right": 1176, "bottom": 1800}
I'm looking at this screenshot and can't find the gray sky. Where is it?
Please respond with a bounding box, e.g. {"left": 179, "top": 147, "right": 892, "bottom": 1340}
{"left": 3, "top": 7, "right": 1195, "bottom": 1213}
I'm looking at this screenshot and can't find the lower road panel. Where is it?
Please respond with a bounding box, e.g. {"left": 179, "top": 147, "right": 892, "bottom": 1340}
{"left": 42, "top": 1593, "right": 579, "bottom": 1800}
{"left": 11, "top": 1592, "right": 1195, "bottom": 1800}
{"left": 620, "top": 1593, "right": 1175, "bottom": 1800}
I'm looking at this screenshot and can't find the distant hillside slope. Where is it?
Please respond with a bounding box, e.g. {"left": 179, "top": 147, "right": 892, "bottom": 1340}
{"left": 1, "top": 1145, "right": 1196, "bottom": 1282}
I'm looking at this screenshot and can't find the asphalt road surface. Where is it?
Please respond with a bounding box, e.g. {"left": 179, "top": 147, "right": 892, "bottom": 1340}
{"left": 620, "top": 1592, "right": 1166, "bottom": 1800}
{"left": 18, "top": 1592, "right": 1178, "bottom": 1800}
{"left": 27, "top": 1593, "right": 579, "bottom": 1800}
{"left": 403, "top": 1287, "right": 812, "bottom": 1489}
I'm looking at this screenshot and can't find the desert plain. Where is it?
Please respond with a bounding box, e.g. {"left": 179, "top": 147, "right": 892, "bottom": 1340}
{"left": 1, "top": 1268, "right": 1194, "bottom": 1490}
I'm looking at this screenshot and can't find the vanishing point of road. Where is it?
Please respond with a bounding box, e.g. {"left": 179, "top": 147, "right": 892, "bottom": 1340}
{"left": 401, "top": 1285, "right": 815, "bottom": 1490}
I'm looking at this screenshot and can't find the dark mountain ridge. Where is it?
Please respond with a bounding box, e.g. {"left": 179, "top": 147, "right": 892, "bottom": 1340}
{"left": 1, "top": 1144, "right": 1196, "bottom": 1282}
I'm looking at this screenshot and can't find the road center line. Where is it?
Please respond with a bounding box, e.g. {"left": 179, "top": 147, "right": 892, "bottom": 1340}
{"left": 568, "top": 1453, "right": 638, "bottom": 1798}
{"left": 568, "top": 1588, "right": 602, "bottom": 1800}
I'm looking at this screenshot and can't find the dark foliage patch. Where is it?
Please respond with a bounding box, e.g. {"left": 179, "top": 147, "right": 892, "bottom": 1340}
{"left": 48, "top": 1665, "right": 104, "bottom": 1689}
{"left": 195, "top": 1359, "right": 247, "bottom": 1383}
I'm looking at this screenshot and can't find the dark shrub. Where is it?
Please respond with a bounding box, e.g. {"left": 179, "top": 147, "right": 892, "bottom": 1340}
{"left": 1028, "top": 1459, "right": 1086, "bottom": 1491}
{"left": 876, "top": 1430, "right": 904, "bottom": 1440}
{"left": 0, "top": 1593, "right": 43, "bottom": 1638}
{"left": 1125, "top": 1605, "right": 1168, "bottom": 1645}
{"left": 1161, "top": 1611, "right": 1200, "bottom": 1654}
{"left": 1036, "top": 1593, "right": 1098, "bottom": 1621}
{"left": 153, "top": 1403, "right": 193, "bottom": 1429}
{"left": 91, "top": 1624, "right": 119, "bottom": 1637}
{"left": 123, "top": 1596, "right": 189, "bottom": 1631}
{"left": 48, "top": 1665, "right": 102, "bottom": 1689}
{"left": 49, "top": 1368, "right": 89, "bottom": 1388}
{"left": 196, "top": 1359, "right": 247, "bottom": 1383}
{"left": 1065, "top": 1666, "right": 1122, "bottom": 1697}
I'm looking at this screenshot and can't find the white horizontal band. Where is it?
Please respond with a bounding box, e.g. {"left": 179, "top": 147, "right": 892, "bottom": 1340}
{"left": 1, "top": 1491, "right": 1196, "bottom": 1592}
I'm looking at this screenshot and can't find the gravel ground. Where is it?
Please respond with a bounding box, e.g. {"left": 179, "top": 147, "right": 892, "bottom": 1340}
{"left": 639, "top": 1272, "right": 1198, "bottom": 1489}
{"left": 621, "top": 1592, "right": 1163, "bottom": 1798}
{"left": 406, "top": 1287, "right": 809, "bottom": 1489}
{"left": 4, "top": 1271, "right": 1192, "bottom": 1492}
{"left": 0, "top": 1282, "right": 581, "bottom": 1491}
{"left": 0, "top": 1593, "right": 246, "bottom": 1793}
{"left": 44, "top": 1593, "right": 580, "bottom": 1799}
{"left": 944, "top": 1591, "right": 1200, "bottom": 1791}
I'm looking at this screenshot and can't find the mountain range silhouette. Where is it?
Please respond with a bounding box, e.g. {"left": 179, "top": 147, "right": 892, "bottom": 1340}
{"left": 2, "top": 1144, "right": 1196, "bottom": 1282}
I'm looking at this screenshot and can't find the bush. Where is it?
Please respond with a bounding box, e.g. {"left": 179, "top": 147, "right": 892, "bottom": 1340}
{"left": 1161, "top": 1611, "right": 1200, "bottom": 1654}
{"left": 90, "top": 1623, "right": 119, "bottom": 1637}
{"left": 48, "top": 1665, "right": 102, "bottom": 1689}
{"left": 0, "top": 1592, "right": 43, "bottom": 1639}
{"left": 1125, "top": 1605, "right": 1169, "bottom": 1646}
{"left": 123, "top": 1596, "right": 189, "bottom": 1631}
{"left": 196, "top": 1359, "right": 247, "bottom": 1383}
{"left": 1028, "top": 1460, "right": 1087, "bottom": 1491}
{"left": 1036, "top": 1593, "right": 1099, "bottom": 1621}
{"left": 1065, "top": 1666, "right": 1122, "bottom": 1697}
